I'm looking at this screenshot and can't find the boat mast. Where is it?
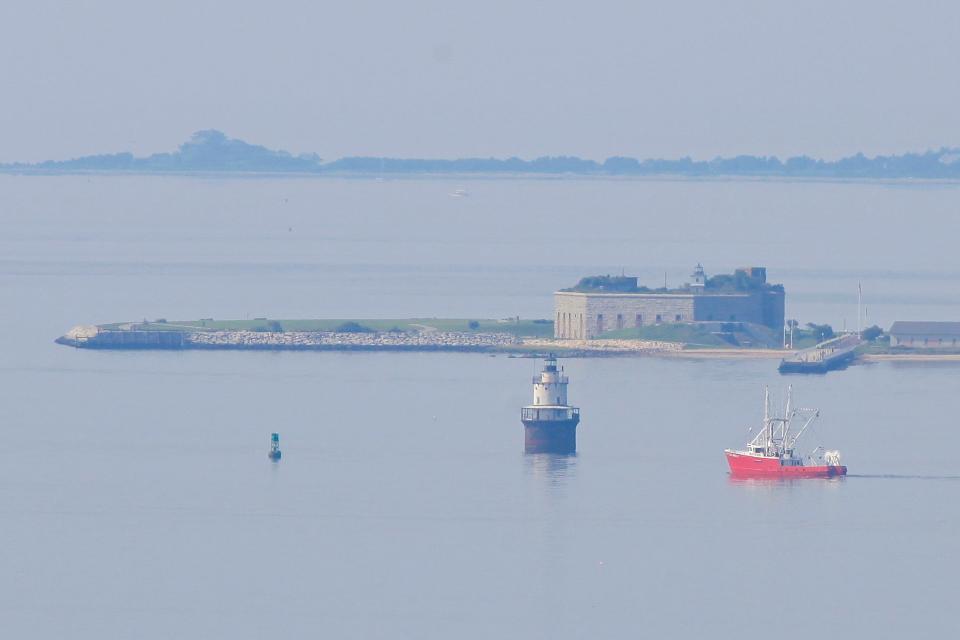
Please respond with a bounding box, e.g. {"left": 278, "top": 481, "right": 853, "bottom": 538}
{"left": 782, "top": 385, "right": 793, "bottom": 453}
{"left": 764, "top": 386, "right": 771, "bottom": 453}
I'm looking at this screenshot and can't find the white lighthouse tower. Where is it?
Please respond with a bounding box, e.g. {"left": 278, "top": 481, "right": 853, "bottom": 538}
{"left": 520, "top": 355, "right": 581, "bottom": 453}
{"left": 690, "top": 263, "right": 706, "bottom": 293}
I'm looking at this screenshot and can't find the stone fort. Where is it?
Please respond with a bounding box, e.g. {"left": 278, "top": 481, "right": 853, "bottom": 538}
{"left": 554, "top": 265, "right": 785, "bottom": 339}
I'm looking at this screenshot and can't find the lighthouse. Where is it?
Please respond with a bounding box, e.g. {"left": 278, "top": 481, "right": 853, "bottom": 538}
{"left": 520, "top": 355, "right": 581, "bottom": 454}
{"left": 268, "top": 433, "right": 282, "bottom": 461}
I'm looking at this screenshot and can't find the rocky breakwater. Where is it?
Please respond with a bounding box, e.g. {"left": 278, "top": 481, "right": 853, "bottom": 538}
{"left": 187, "top": 329, "right": 521, "bottom": 351}
{"left": 56, "top": 326, "right": 521, "bottom": 352}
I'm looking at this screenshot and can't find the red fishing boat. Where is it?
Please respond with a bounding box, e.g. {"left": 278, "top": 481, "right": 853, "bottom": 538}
{"left": 725, "top": 386, "right": 846, "bottom": 479}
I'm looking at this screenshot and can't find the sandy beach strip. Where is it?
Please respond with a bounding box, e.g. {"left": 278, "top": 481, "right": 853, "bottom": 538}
{"left": 665, "top": 348, "right": 787, "bottom": 359}
{"left": 862, "top": 353, "right": 960, "bottom": 362}
{"left": 521, "top": 338, "right": 789, "bottom": 359}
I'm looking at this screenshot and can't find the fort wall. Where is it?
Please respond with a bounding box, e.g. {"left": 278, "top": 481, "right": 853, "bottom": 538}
{"left": 555, "top": 289, "right": 785, "bottom": 339}
{"left": 556, "top": 292, "right": 695, "bottom": 338}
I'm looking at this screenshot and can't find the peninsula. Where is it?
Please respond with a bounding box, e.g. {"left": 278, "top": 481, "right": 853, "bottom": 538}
{"left": 45, "top": 267, "right": 827, "bottom": 359}
{"left": 53, "top": 269, "right": 960, "bottom": 363}
{"left": 55, "top": 315, "right": 800, "bottom": 359}
{"left": 54, "top": 267, "right": 795, "bottom": 357}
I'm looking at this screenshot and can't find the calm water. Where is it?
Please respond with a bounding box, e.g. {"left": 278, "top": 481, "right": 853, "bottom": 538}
{"left": 1, "top": 175, "right": 959, "bottom": 638}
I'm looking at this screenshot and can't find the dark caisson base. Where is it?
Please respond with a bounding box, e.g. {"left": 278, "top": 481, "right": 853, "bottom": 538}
{"left": 522, "top": 418, "right": 579, "bottom": 454}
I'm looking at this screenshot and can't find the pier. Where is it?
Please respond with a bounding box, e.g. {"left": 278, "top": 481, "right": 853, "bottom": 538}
{"left": 778, "top": 334, "right": 862, "bottom": 374}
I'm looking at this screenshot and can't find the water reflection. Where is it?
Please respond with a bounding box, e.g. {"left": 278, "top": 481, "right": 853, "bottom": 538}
{"left": 524, "top": 452, "right": 578, "bottom": 487}
{"left": 726, "top": 475, "right": 846, "bottom": 490}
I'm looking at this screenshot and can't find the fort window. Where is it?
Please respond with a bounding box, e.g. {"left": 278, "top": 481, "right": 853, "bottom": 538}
{"left": 655, "top": 314, "right": 662, "bottom": 323}
{"left": 616, "top": 314, "right": 624, "bottom": 330}
{"left": 635, "top": 314, "right": 642, "bottom": 327}
{"left": 596, "top": 314, "right": 604, "bottom": 333}
{"left": 675, "top": 314, "right": 682, "bottom": 322}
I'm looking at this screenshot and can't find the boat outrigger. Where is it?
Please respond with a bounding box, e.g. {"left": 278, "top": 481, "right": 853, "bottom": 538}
{"left": 725, "top": 386, "right": 846, "bottom": 478}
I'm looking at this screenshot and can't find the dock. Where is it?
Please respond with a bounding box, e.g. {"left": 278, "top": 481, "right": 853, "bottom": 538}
{"left": 778, "top": 334, "right": 862, "bottom": 374}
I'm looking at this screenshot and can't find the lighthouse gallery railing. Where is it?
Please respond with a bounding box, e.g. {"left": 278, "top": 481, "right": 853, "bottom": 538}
{"left": 521, "top": 407, "right": 579, "bottom": 421}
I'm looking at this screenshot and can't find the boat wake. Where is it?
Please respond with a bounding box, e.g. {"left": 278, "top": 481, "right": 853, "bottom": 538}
{"left": 847, "top": 474, "right": 960, "bottom": 481}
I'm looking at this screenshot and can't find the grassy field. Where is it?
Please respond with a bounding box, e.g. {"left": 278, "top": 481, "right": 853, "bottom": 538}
{"left": 100, "top": 318, "right": 556, "bottom": 338}
{"left": 598, "top": 322, "right": 783, "bottom": 349}
{"left": 858, "top": 341, "right": 960, "bottom": 356}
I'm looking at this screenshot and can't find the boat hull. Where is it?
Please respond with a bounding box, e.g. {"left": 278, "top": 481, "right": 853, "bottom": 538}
{"left": 522, "top": 417, "right": 579, "bottom": 454}
{"left": 725, "top": 451, "right": 846, "bottom": 478}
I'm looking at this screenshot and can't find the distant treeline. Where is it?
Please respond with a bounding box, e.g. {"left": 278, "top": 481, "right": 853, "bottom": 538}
{"left": 330, "top": 150, "right": 960, "bottom": 179}
{"left": 6, "top": 129, "right": 960, "bottom": 179}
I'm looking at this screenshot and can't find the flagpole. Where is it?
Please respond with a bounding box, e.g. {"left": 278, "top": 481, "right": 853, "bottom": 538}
{"left": 857, "top": 281, "right": 862, "bottom": 338}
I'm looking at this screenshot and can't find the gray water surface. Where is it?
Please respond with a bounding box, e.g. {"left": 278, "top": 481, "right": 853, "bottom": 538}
{"left": 1, "top": 175, "right": 958, "bottom": 638}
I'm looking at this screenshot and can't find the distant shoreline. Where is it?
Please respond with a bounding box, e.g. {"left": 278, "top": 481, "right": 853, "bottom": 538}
{"left": 7, "top": 169, "right": 960, "bottom": 186}
{"left": 8, "top": 129, "right": 960, "bottom": 182}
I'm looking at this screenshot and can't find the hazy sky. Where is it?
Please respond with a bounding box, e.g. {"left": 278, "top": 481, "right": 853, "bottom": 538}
{"left": 2, "top": 0, "right": 959, "bottom": 162}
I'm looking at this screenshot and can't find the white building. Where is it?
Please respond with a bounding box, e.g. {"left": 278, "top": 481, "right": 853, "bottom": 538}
{"left": 889, "top": 321, "right": 960, "bottom": 349}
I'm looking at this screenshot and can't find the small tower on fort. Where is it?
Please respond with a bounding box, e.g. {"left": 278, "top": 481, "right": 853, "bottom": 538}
{"left": 520, "top": 355, "right": 581, "bottom": 454}
{"left": 690, "top": 263, "right": 706, "bottom": 293}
